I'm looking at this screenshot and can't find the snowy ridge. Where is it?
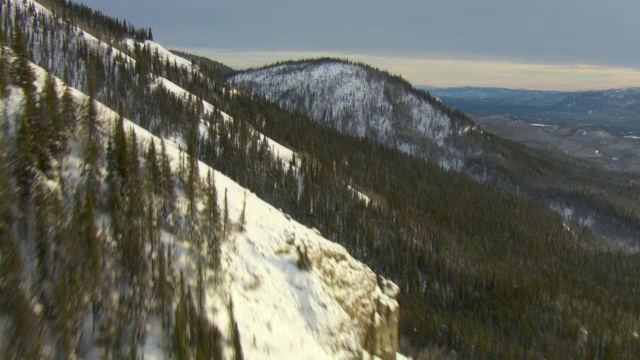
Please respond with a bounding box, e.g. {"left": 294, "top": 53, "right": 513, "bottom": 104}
{"left": 2, "top": 50, "right": 402, "bottom": 360}
{"left": 113, "top": 78, "right": 401, "bottom": 360}
{"left": 152, "top": 76, "right": 296, "bottom": 163}
{"left": 4, "top": 2, "right": 403, "bottom": 357}
{"left": 128, "top": 39, "right": 194, "bottom": 70}
{"left": 14, "top": 0, "right": 296, "bottom": 167}
{"left": 232, "top": 61, "right": 462, "bottom": 155}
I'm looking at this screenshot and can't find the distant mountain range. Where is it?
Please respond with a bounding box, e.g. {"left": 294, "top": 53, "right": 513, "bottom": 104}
{"left": 424, "top": 86, "right": 640, "bottom": 137}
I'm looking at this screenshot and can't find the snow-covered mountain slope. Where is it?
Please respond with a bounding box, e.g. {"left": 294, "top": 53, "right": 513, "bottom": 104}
{"left": 1, "top": 53, "right": 403, "bottom": 359}
{"left": 226, "top": 179, "right": 400, "bottom": 360}
{"left": 0, "top": 0, "right": 405, "bottom": 356}
{"left": 231, "top": 60, "right": 472, "bottom": 163}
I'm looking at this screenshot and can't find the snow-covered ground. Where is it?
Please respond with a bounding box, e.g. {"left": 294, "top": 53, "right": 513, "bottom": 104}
{"left": 2, "top": 1, "right": 406, "bottom": 356}
{"left": 232, "top": 61, "right": 458, "bottom": 148}
{"left": 2, "top": 48, "right": 404, "bottom": 360}
{"left": 153, "top": 76, "right": 296, "bottom": 164}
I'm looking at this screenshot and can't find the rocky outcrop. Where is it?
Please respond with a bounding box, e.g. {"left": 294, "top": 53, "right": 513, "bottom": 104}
{"left": 296, "top": 237, "right": 401, "bottom": 359}
{"left": 370, "top": 276, "right": 400, "bottom": 360}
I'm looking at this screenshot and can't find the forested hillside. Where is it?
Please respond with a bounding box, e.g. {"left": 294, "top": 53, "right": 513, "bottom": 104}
{"left": 232, "top": 59, "right": 472, "bottom": 168}
{"left": 0, "top": 1, "right": 402, "bottom": 359}
{"left": 232, "top": 60, "right": 640, "bottom": 248}
{"left": 1, "top": 0, "right": 640, "bottom": 359}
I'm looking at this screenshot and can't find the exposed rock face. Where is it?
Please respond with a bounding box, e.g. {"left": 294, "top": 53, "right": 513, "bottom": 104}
{"left": 372, "top": 276, "right": 400, "bottom": 360}
{"left": 265, "top": 231, "right": 401, "bottom": 359}
{"left": 300, "top": 236, "right": 400, "bottom": 359}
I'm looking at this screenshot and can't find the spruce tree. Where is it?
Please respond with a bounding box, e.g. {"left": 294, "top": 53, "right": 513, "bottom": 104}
{"left": 223, "top": 188, "right": 229, "bottom": 237}
{"left": 159, "top": 140, "right": 176, "bottom": 224}
{"left": 123, "top": 129, "right": 145, "bottom": 281}
{"left": 0, "top": 46, "right": 9, "bottom": 99}
{"left": 59, "top": 71, "right": 76, "bottom": 153}
{"left": 186, "top": 119, "right": 199, "bottom": 218}
{"left": 1, "top": 141, "right": 43, "bottom": 359}
{"left": 11, "top": 23, "right": 35, "bottom": 95}
{"left": 34, "top": 72, "right": 58, "bottom": 175}
{"left": 205, "top": 169, "right": 220, "bottom": 269}
{"left": 239, "top": 191, "right": 247, "bottom": 232}
{"left": 113, "top": 104, "right": 128, "bottom": 182}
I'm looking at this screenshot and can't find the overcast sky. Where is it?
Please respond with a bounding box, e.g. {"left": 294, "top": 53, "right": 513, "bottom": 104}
{"left": 73, "top": 0, "right": 640, "bottom": 90}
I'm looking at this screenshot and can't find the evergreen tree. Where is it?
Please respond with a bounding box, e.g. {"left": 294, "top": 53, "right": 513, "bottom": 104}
{"left": 238, "top": 190, "right": 247, "bottom": 232}
{"left": 33, "top": 72, "right": 58, "bottom": 175}
{"left": 145, "top": 139, "right": 161, "bottom": 255}
{"left": 145, "top": 139, "right": 161, "bottom": 197}
{"left": 223, "top": 188, "right": 229, "bottom": 237}
{"left": 14, "top": 91, "right": 36, "bottom": 199}
{"left": 186, "top": 118, "right": 199, "bottom": 218}
{"left": 113, "top": 103, "right": 128, "bottom": 182}
{"left": 159, "top": 140, "right": 176, "bottom": 224}
{"left": 122, "top": 129, "right": 146, "bottom": 281}
{"left": 1, "top": 139, "right": 43, "bottom": 359}
{"left": 0, "top": 46, "right": 9, "bottom": 99}
{"left": 106, "top": 132, "right": 125, "bottom": 245}
{"left": 75, "top": 93, "right": 105, "bottom": 337}
{"left": 59, "top": 70, "right": 76, "bottom": 152}
{"left": 11, "top": 23, "right": 35, "bottom": 95}
{"left": 230, "top": 298, "right": 245, "bottom": 360}
{"left": 204, "top": 169, "right": 220, "bottom": 269}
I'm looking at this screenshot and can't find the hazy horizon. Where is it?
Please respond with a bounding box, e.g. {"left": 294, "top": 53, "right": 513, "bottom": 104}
{"left": 73, "top": 0, "right": 640, "bottom": 91}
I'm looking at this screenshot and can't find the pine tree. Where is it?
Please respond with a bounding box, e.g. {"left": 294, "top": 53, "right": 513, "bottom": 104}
{"left": 204, "top": 169, "right": 220, "bottom": 269}
{"left": 223, "top": 188, "right": 229, "bottom": 237}
{"left": 106, "top": 134, "right": 125, "bottom": 245}
{"left": 229, "top": 298, "right": 245, "bottom": 360}
{"left": 59, "top": 70, "right": 76, "bottom": 153}
{"left": 80, "top": 95, "right": 102, "bottom": 197}
{"left": 0, "top": 46, "right": 9, "bottom": 99}
{"left": 146, "top": 140, "right": 161, "bottom": 197}
{"left": 75, "top": 93, "right": 104, "bottom": 337}
{"left": 1, "top": 143, "right": 43, "bottom": 359}
{"left": 123, "top": 129, "right": 146, "bottom": 281}
{"left": 159, "top": 140, "right": 176, "bottom": 225}
{"left": 238, "top": 190, "right": 247, "bottom": 232}
{"left": 145, "top": 140, "right": 161, "bottom": 255}
{"left": 34, "top": 72, "right": 58, "bottom": 175}
{"left": 186, "top": 119, "right": 199, "bottom": 218}
{"left": 0, "top": 137, "right": 15, "bottom": 297}
{"left": 11, "top": 23, "right": 35, "bottom": 95}
{"left": 113, "top": 104, "right": 128, "bottom": 182}
{"left": 14, "top": 93, "right": 36, "bottom": 199}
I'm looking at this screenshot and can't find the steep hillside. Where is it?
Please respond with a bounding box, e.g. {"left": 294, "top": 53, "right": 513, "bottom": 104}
{"left": 232, "top": 59, "right": 471, "bottom": 167}
{"left": 0, "top": 1, "right": 402, "bottom": 359}
{"left": 230, "top": 60, "right": 640, "bottom": 247}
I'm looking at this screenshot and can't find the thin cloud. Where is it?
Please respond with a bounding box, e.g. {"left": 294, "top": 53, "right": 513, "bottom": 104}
{"left": 180, "top": 48, "right": 640, "bottom": 91}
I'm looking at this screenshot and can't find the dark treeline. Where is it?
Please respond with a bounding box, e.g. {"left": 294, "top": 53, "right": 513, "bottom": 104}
{"left": 38, "top": 0, "right": 152, "bottom": 41}
{"left": 1, "top": 0, "right": 640, "bottom": 359}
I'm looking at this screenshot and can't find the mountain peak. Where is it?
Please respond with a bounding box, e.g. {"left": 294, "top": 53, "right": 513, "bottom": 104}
{"left": 231, "top": 59, "right": 472, "bottom": 168}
